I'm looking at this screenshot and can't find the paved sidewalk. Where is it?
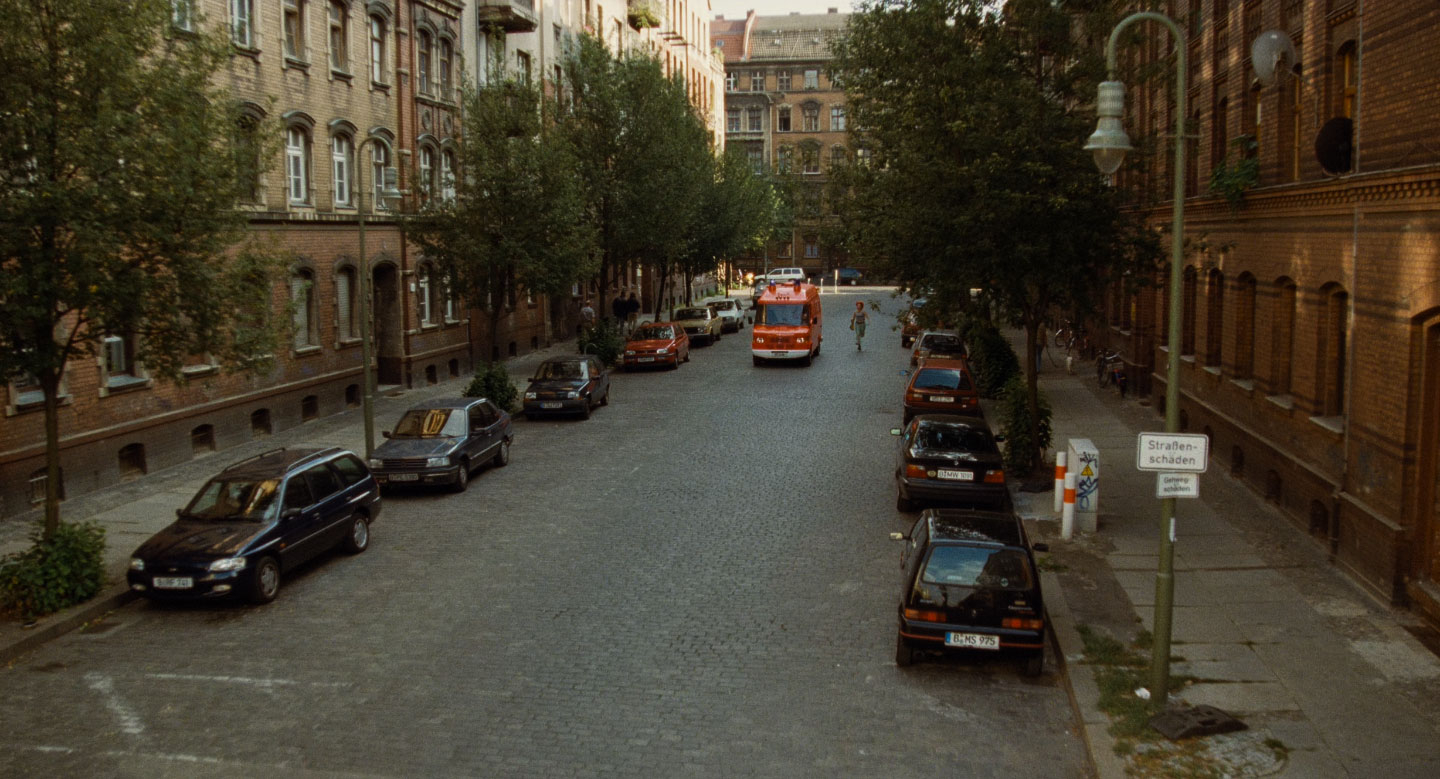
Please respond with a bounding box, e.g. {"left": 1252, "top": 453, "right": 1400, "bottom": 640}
{"left": 1013, "top": 341, "right": 1440, "bottom": 777}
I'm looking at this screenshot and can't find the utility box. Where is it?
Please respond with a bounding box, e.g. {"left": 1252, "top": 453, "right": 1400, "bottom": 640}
{"left": 1068, "top": 438, "right": 1100, "bottom": 533}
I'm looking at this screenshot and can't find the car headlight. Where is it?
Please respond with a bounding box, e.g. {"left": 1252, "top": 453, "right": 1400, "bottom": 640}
{"left": 755, "top": 337, "right": 765, "bottom": 344}
{"left": 367, "top": 458, "right": 383, "bottom": 469}
{"left": 566, "top": 390, "right": 580, "bottom": 399}
{"left": 625, "top": 349, "right": 636, "bottom": 355}
{"left": 426, "top": 456, "right": 449, "bottom": 468}
{"left": 796, "top": 336, "right": 807, "bottom": 343}
{"left": 129, "top": 557, "right": 145, "bottom": 571}
{"left": 208, "top": 557, "right": 247, "bottom": 573}
{"left": 524, "top": 391, "right": 537, "bottom": 399}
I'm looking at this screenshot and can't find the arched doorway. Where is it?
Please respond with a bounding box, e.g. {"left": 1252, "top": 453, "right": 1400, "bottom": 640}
{"left": 373, "top": 262, "right": 403, "bottom": 386}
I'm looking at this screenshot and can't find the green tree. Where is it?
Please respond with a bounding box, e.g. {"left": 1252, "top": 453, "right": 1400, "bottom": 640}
{"left": 691, "top": 147, "right": 786, "bottom": 289}
{"left": 405, "top": 68, "right": 596, "bottom": 359}
{"left": 0, "top": 0, "right": 285, "bottom": 539}
{"left": 830, "top": 0, "right": 1159, "bottom": 473}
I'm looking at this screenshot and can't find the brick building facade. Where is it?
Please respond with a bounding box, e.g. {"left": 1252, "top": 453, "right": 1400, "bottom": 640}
{"left": 1097, "top": 1, "right": 1440, "bottom": 619}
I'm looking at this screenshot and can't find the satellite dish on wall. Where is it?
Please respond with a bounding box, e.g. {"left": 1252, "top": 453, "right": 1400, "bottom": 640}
{"left": 1315, "top": 117, "right": 1354, "bottom": 175}
{"left": 1251, "top": 30, "right": 1298, "bottom": 86}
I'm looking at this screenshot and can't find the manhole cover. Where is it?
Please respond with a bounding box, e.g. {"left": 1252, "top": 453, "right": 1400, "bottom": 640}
{"left": 1150, "top": 705, "right": 1247, "bottom": 741}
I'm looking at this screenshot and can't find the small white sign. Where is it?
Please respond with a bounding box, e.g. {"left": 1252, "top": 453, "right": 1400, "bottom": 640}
{"left": 1137, "top": 432, "right": 1210, "bottom": 473}
{"left": 1156, "top": 472, "right": 1200, "bottom": 498}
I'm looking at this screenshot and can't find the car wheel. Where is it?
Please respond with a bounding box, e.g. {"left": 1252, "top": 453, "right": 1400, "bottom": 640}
{"left": 249, "top": 556, "right": 280, "bottom": 604}
{"left": 341, "top": 515, "right": 370, "bottom": 554}
{"left": 493, "top": 439, "right": 511, "bottom": 467}
{"left": 452, "top": 459, "right": 469, "bottom": 492}
{"left": 683, "top": 350, "right": 690, "bottom": 363}
{"left": 895, "top": 633, "right": 915, "bottom": 667}
{"left": 896, "top": 491, "right": 915, "bottom": 513}
{"left": 1022, "top": 649, "right": 1044, "bottom": 678}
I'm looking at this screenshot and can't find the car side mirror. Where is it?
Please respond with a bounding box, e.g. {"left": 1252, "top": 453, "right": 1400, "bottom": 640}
{"left": 889, "top": 428, "right": 902, "bottom": 436}
{"left": 381, "top": 430, "right": 392, "bottom": 439}
{"left": 1032, "top": 542, "right": 1050, "bottom": 553}
{"left": 889, "top": 532, "right": 905, "bottom": 541}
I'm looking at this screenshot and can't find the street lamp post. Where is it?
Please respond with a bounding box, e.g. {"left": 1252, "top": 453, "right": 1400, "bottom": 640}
{"left": 1084, "top": 11, "right": 1187, "bottom": 710}
{"left": 356, "top": 139, "right": 402, "bottom": 459}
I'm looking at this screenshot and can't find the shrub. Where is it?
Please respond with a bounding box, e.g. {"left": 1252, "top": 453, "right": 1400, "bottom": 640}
{"left": 578, "top": 319, "right": 625, "bottom": 366}
{"left": 966, "top": 325, "right": 1021, "bottom": 398}
{"left": 999, "top": 375, "right": 1053, "bottom": 474}
{"left": 464, "top": 362, "right": 520, "bottom": 413}
{"left": 0, "top": 521, "right": 107, "bottom": 620}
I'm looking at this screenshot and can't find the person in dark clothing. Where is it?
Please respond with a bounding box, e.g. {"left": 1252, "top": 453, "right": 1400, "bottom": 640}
{"left": 626, "top": 292, "right": 640, "bottom": 331}
{"left": 611, "top": 296, "right": 627, "bottom": 332}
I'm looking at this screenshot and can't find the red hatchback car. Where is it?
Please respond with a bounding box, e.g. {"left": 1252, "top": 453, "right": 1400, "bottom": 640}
{"left": 903, "top": 358, "right": 981, "bottom": 423}
{"left": 623, "top": 323, "right": 690, "bottom": 370}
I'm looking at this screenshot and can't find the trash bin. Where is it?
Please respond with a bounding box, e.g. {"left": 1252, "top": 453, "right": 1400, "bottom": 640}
{"left": 1068, "top": 438, "right": 1099, "bottom": 533}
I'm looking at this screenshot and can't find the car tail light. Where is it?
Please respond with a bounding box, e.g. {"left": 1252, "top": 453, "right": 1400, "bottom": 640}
{"left": 904, "top": 608, "right": 946, "bottom": 623}
{"left": 983, "top": 469, "right": 1005, "bottom": 483}
{"left": 1002, "top": 617, "right": 1044, "bottom": 630}
{"left": 905, "top": 464, "right": 930, "bottom": 479}
{"left": 907, "top": 392, "right": 923, "bottom": 401}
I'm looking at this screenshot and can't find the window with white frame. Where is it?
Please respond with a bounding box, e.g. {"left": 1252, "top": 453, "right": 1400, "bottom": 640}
{"left": 231, "top": 0, "right": 254, "bottom": 47}
{"left": 332, "top": 133, "right": 352, "bottom": 206}
{"left": 172, "top": 0, "right": 194, "bottom": 31}
{"left": 777, "top": 146, "right": 793, "bottom": 173}
{"left": 103, "top": 334, "right": 144, "bottom": 387}
{"left": 336, "top": 265, "right": 357, "bottom": 340}
{"left": 830, "top": 145, "right": 846, "bottom": 169}
{"left": 802, "top": 146, "right": 819, "bottom": 174}
{"left": 371, "top": 141, "right": 390, "bottom": 209}
{"left": 777, "top": 106, "right": 791, "bottom": 132}
{"left": 328, "top": 2, "right": 348, "bottom": 71}
{"left": 725, "top": 71, "right": 737, "bottom": 91}
{"left": 726, "top": 108, "right": 740, "bottom": 132}
{"left": 439, "top": 39, "right": 453, "bottom": 98}
{"left": 369, "top": 15, "right": 386, "bottom": 83}
{"left": 418, "top": 145, "right": 434, "bottom": 196}
{"left": 286, "top": 126, "right": 310, "bottom": 204}
{"left": 416, "top": 30, "right": 432, "bottom": 94}
{"left": 804, "top": 238, "right": 819, "bottom": 258}
{"left": 283, "top": 0, "right": 306, "bottom": 61}
{"left": 441, "top": 149, "right": 456, "bottom": 201}
{"left": 804, "top": 69, "right": 819, "bottom": 89}
{"left": 516, "top": 50, "right": 532, "bottom": 83}
{"left": 802, "top": 105, "right": 819, "bottom": 132}
{"left": 830, "top": 106, "right": 845, "bottom": 131}
{"left": 444, "top": 275, "right": 459, "bottom": 321}
{"left": 291, "top": 269, "right": 317, "bottom": 348}
{"left": 750, "top": 70, "right": 764, "bottom": 91}
{"left": 776, "top": 69, "right": 791, "bottom": 91}
{"left": 417, "top": 266, "right": 435, "bottom": 325}
{"left": 746, "top": 145, "right": 764, "bottom": 174}
{"left": 747, "top": 107, "right": 762, "bottom": 132}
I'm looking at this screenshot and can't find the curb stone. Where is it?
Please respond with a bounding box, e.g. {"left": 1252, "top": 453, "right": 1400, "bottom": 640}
{"left": 0, "top": 585, "right": 135, "bottom": 666}
{"left": 1043, "top": 568, "right": 1127, "bottom": 779}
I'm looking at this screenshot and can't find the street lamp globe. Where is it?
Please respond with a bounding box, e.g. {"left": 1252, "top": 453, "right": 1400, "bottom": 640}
{"left": 1084, "top": 80, "right": 1134, "bottom": 176}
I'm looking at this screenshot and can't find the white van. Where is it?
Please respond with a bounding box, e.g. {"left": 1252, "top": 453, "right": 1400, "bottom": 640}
{"left": 764, "top": 267, "right": 806, "bottom": 283}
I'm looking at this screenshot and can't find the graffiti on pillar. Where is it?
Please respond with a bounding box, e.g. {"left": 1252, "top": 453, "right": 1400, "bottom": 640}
{"left": 1075, "top": 451, "right": 1099, "bottom": 511}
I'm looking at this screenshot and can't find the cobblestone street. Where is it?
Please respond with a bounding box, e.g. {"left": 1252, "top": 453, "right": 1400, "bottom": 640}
{"left": 0, "top": 291, "right": 1088, "bottom": 777}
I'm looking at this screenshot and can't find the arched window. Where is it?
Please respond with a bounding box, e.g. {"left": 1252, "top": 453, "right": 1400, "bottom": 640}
{"left": 418, "top": 144, "right": 435, "bottom": 196}
{"left": 291, "top": 268, "right": 317, "bottom": 348}
{"left": 1316, "top": 283, "right": 1348, "bottom": 416}
{"left": 332, "top": 132, "right": 353, "bottom": 207}
{"left": 1205, "top": 269, "right": 1224, "bottom": 367}
{"left": 282, "top": 0, "right": 307, "bottom": 61}
{"left": 371, "top": 140, "right": 392, "bottom": 209}
{"left": 801, "top": 103, "right": 820, "bottom": 132}
{"left": 776, "top": 146, "right": 793, "bottom": 174}
{"left": 286, "top": 126, "right": 310, "bottom": 204}
{"left": 1181, "top": 267, "right": 1197, "bottom": 355}
{"left": 336, "top": 265, "right": 357, "bottom": 340}
{"left": 439, "top": 39, "right": 453, "bottom": 99}
{"left": 1234, "top": 273, "right": 1256, "bottom": 379}
{"left": 417, "top": 264, "right": 437, "bottom": 325}
{"left": 328, "top": 2, "right": 348, "bottom": 71}
{"left": 416, "top": 30, "right": 432, "bottom": 95}
{"left": 801, "top": 144, "right": 820, "bottom": 174}
{"left": 830, "top": 145, "right": 846, "bottom": 170}
{"left": 1272, "top": 277, "right": 1296, "bottom": 395}
{"left": 440, "top": 149, "right": 456, "bottom": 202}
{"left": 369, "top": 15, "right": 387, "bottom": 84}
{"left": 1337, "top": 42, "right": 1357, "bottom": 119}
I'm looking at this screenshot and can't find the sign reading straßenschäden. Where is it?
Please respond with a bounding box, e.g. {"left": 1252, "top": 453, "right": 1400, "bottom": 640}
{"left": 1136, "top": 432, "right": 1210, "bottom": 473}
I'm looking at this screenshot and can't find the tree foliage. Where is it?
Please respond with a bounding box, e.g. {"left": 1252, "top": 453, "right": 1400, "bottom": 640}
{"left": 0, "top": 0, "right": 285, "bottom": 537}
{"left": 829, "top": 0, "right": 1160, "bottom": 473}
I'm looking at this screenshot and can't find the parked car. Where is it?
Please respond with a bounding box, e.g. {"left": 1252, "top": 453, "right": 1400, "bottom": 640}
{"left": 903, "top": 358, "right": 981, "bottom": 422}
{"left": 673, "top": 306, "right": 722, "bottom": 346}
{"left": 892, "top": 508, "right": 1048, "bottom": 675}
{"left": 892, "top": 415, "right": 1007, "bottom": 512}
{"left": 763, "top": 267, "right": 806, "bottom": 283}
{"left": 523, "top": 356, "right": 611, "bottom": 419}
{"left": 707, "top": 298, "right": 745, "bottom": 332}
{"left": 751, "top": 280, "right": 771, "bottom": 306}
{"left": 900, "top": 298, "right": 928, "bottom": 347}
{"left": 910, "top": 330, "right": 967, "bottom": 367}
{"left": 127, "top": 447, "right": 380, "bottom": 604}
{"left": 624, "top": 322, "right": 690, "bottom": 370}
{"left": 837, "top": 268, "right": 862, "bottom": 286}
{"left": 369, "top": 398, "right": 512, "bottom": 492}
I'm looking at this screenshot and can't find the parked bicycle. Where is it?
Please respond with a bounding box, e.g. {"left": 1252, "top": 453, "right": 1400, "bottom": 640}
{"left": 1096, "top": 349, "right": 1128, "bottom": 397}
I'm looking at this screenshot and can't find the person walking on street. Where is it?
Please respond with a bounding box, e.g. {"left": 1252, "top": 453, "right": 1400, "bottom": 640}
{"left": 849, "top": 300, "right": 868, "bottom": 351}
{"left": 626, "top": 292, "right": 640, "bottom": 331}
{"left": 610, "top": 295, "right": 627, "bottom": 333}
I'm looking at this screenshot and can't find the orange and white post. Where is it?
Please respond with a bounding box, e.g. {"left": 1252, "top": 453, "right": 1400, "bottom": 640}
{"left": 1061, "top": 472, "right": 1077, "bottom": 540}
{"left": 1052, "top": 451, "right": 1067, "bottom": 514}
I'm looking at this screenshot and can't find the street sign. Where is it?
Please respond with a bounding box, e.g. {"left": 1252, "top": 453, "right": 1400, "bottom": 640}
{"left": 1136, "top": 432, "right": 1209, "bottom": 473}
{"left": 1156, "top": 472, "right": 1200, "bottom": 499}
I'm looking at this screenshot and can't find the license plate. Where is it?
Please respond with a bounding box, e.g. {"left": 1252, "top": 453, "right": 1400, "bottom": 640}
{"left": 541, "top": 402, "right": 563, "bottom": 409}
{"left": 929, "top": 395, "right": 955, "bottom": 402}
{"left": 771, "top": 351, "right": 787, "bottom": 356}
{"left": 637, "top": 357, "right": 655, "bottom": 363}
{"left": 388, "top": 473, "right": 418, "bottom": 482}
{"left": 936, "top": 469, "right": 974, "bottom": 481}
{"left": 153, "top": 577, "right": 193, "bottom": 590}
{"left": 946, "top": 632, "right": 999, "bottom": 650}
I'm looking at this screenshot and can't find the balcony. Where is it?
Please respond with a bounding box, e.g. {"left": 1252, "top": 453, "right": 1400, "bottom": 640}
{"left": 475, "top": 0, "right": 537, "bottom": 34}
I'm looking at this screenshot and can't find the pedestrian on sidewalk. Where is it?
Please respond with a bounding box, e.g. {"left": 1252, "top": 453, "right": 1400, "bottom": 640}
{"left": 610, "top": 295, "right": 627, "bottom": 333}
{"left": 849, "top": 300, "right": 868, "bottom": 351}
{"left": 626, "top": 292, "right": 640, "bottom": 331}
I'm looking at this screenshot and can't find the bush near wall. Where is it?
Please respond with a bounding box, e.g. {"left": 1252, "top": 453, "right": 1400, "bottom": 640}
{"left": 0, "top": 521, "right": 106, "bottom": 621}
{"left": 464, "top": 362, "right": 521, "bottom": 413}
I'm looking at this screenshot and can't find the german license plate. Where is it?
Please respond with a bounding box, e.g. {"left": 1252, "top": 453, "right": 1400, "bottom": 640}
{"left": 771, "top": 351, "right": 787, "bottom": 356}
{"left": 153, "top": 577, "right": 193, "bottom": 590}
{"left": 929, "top": 395, "right": 955, "bottom": 402}
{"left": 388, "top": 473, "right": 418, "bottom": 482}
{"left": 946, "top": 632, "right": 999, "bottom": 650}
{"left": 541, "top": 402, "right": 563, "bottom": 409}
{"left": 638, "top": 357, "right": 655, "bottom": 363}
{"left": 936, "top": 469, "right": 974, "bottom": 481}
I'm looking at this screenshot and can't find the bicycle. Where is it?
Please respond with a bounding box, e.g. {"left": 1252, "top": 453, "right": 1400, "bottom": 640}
{"left": 1096, "top": 349, "right": 1128, "bottom": 397}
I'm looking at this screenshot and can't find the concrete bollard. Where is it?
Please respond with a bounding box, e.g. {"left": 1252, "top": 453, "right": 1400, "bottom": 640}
{"left": 1062, "top": 472, "right": 1077, "bottom": 540}
{"left": 1053, "top": 451, "right": 1068, "bottom": 514}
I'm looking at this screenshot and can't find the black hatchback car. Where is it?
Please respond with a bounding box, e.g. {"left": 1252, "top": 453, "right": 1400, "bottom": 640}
{"left": 892, "top": 415, "right": 1008, "bottom": 512}
{"left": 127, "top": 447, "right": 380, "bottom": 604}
{"left": 369, "top": 398, "right": 512, "bottom": 492}
{"left": 523, "top": 356, "right": 611, "bottom": 419}
{"left": 893, "top": 509, "right": 1048, "bottom": 675}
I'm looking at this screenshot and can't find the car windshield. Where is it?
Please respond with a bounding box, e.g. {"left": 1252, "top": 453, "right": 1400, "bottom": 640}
{"left": 710, "top": 300, "right": 735, "bottom": 311}
{"left": 921, "top": 335, "right": 963, "bottom": 352}
{"left": 392, "top": 408, "right": 465, "bottom": 438}
{"left": 914, "top": 423, "right": 992, "bottom": 451}
{"left": 759, "top": 304, "right": 804, "bottom": 326}
{"left": 183, "top": 478, "right": 281, "bottom": 521}
{"left": 921, "top": 545, "right": 1033, "bottom": 591}
{"left": 632, "top": 326, "right": 673, "bottom": 340}
{"left": 913, "top": 368, "right": 972, "bottom": 391}
{"left": 676, "top": 308, "right": 708, "bottom": 320}
{"left": 536, "top": 361, "right": 586, "bottom": 380}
